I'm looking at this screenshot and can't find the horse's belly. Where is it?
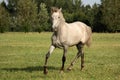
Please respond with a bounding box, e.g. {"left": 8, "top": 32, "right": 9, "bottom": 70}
{"left": 68, "top": 37, "right": 81, "bottom": 46}
{"left": 68, "top": 31, "right": 82, "bottom": 45}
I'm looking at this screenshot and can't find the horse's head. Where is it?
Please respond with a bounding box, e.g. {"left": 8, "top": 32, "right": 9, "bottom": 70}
{"left": 51, "top": 7, "right": 65, "bottom": 31}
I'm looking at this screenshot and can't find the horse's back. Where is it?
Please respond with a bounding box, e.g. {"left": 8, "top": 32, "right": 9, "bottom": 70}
{"left": 67, "top": 21, "right": 92, "bottom": 46}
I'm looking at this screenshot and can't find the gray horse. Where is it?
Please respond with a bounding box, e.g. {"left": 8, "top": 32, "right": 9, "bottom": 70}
{"left": 44, "top": 7, "right": 92, "bottom": 74}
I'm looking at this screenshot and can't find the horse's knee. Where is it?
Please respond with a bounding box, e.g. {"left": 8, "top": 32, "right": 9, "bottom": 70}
{"left": 81, "top": 51, "right": 84, "bottom": 60}
{"left": 46, "top": 52, "right": 50, "bottom": 59}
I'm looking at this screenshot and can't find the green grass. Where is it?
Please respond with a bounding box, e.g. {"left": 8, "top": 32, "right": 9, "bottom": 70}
{"left": 0, "top": 32, "right": 120, "bottom": 80}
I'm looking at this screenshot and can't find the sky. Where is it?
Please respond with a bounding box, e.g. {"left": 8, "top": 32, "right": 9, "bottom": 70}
{"left": 0, "top": 0, "right": 101, "bottom": 6}
{"left": 81, "top": 0, "right": 101, "bottom": 6}
{"left": 0, "top": 0, "right": 8, "bottom": 5}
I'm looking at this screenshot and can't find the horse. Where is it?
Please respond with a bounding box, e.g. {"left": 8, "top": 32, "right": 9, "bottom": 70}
{"left": 43, "top": 7, "right": 92, "bottom": 74}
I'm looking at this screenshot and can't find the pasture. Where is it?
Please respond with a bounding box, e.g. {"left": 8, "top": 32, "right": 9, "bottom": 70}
{"left": 0, "top": 32, "right": 120, "bottom": 80}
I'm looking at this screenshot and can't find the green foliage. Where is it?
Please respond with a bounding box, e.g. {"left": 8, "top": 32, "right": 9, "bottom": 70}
{"left": 37, "top": 3, "right": 49, "bottom": 32}
{"left": 0, "top": 3, "right": 11, "bottom": 33}
{"left": 16, "top": 0, "right": 38, "bottom": 32}
{"left": 64, "top": 12, "right": 74, "bottom": 23}
{"left": 101, "top": 0, "right": 120, "bottom": 32}
{"left": 92, "top": 4, "right": 106, "bottom": 32}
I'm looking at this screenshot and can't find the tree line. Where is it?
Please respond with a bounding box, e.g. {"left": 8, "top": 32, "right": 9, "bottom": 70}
{"left": 0, "top": 0, "right": 120, "bottom": 33}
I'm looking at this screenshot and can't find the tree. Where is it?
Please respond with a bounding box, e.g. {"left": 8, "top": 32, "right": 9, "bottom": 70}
{"left": 92, "top": 4, "right": 106, "bottom": 32}
{"left": 7, "top": 0, "right": 18, "bottom": 31}
{"left": 37, "top": 3, "right": 49, "bottom": 32}
{"left": 0, "top": 3, "right": 11, "bottom": 33}
{"left": 101, "top": 0, "right": 120, "bottom": 32}
{"left": 16, "top": 0, "right": 38, "bottom": 32}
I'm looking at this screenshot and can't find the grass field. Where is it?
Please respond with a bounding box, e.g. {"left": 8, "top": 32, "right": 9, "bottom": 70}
{"left": 0, "top": 32, "right": 120, "bottom": 80}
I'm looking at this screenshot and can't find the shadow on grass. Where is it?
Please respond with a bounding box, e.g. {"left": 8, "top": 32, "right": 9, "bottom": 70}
{"left": 1, "top": 66, "right": 59, "bottom": 72}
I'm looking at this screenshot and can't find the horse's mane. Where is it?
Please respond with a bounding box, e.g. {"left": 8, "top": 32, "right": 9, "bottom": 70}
{"left": 51, "top": 7, "right": 59, "bottom": 13}
{"left": 51, "top": 7, "right": 65, "bottom": 22}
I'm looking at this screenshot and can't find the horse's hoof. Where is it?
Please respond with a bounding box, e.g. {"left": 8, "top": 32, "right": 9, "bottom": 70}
{"left": 59, "top": 70, "right": 64, "bottom": 74}
{"left": 81, "top": 69, "right": 83, "bottom": 71}
{"left": 67, "top": 67, "right": 72, "bottom": 71}
{"left": 81, "top": 66, "right": 84, "bottom": 71}
{"left": 60, "top": 69, "right": 64, "bottom": 74}
{"left": 43, "top": 68, "right": 48, "bottom": 75}
{"left": 81, "top": 68, "right": 84, "bottom": 71}
{"left": 43, "top": 70, "right": 48, "bottom": 75}
{"left": 43, "top": 66, "right": 48, "bottom": 75}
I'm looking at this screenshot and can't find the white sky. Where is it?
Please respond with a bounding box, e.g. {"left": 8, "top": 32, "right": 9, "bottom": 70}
{"left": 0, "top": 0, "right": 8, "bottom": 5}
{"left": 82, "top": 0, "right": 101, "bottom": 6}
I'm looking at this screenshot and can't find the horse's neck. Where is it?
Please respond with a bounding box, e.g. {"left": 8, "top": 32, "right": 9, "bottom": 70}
{"left": 53, "top": 21, "right": 66, "bottom": 39}
{"left": 58, "top": 21, "right": 66, "bottom": 34}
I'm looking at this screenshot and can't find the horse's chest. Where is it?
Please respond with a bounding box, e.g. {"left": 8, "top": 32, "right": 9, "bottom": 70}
{"left": 52, "top": 35, "right": 63, "bottom": 48}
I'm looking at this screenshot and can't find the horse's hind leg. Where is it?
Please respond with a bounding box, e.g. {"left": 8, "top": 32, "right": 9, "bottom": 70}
{"left": 67, "top": 43, "right": 84, "bottom": 71}
{"left": 67, "top": 52, "right": 81, "bottom": 71}
{"left": 78, "top": 44, "right": 84, "bottom": 70}
{"left": 44, "top": 45, "right": 55, "bottom": 74}
{"left": 81, "top": 50, "right": 84, "bottom": 70}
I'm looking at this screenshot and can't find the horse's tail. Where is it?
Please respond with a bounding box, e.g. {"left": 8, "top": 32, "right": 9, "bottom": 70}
{"left": 86, "top": 26, "right": 92, "bottom": 47}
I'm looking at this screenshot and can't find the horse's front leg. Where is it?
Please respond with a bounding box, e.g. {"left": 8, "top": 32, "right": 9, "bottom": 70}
{"left": 44, "top": 45, "right": 55, "bottom": 74}
{"left": 60, "top": 46, "right": 68, "bottom": 73}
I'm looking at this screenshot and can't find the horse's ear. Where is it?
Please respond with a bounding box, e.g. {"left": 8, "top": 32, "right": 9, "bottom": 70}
{"left": 59, "top": 8, "right": 62, "bottom": 12}
{"left": 51, "top": 7, "right": 59, "bottom": 14}
{"left": 51, "top": 7, "right": 54, "bottom": 14}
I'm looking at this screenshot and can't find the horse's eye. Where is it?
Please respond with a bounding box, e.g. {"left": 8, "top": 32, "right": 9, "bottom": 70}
{"left": 58, "top": 17, "right": 60, "bottom": 18}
